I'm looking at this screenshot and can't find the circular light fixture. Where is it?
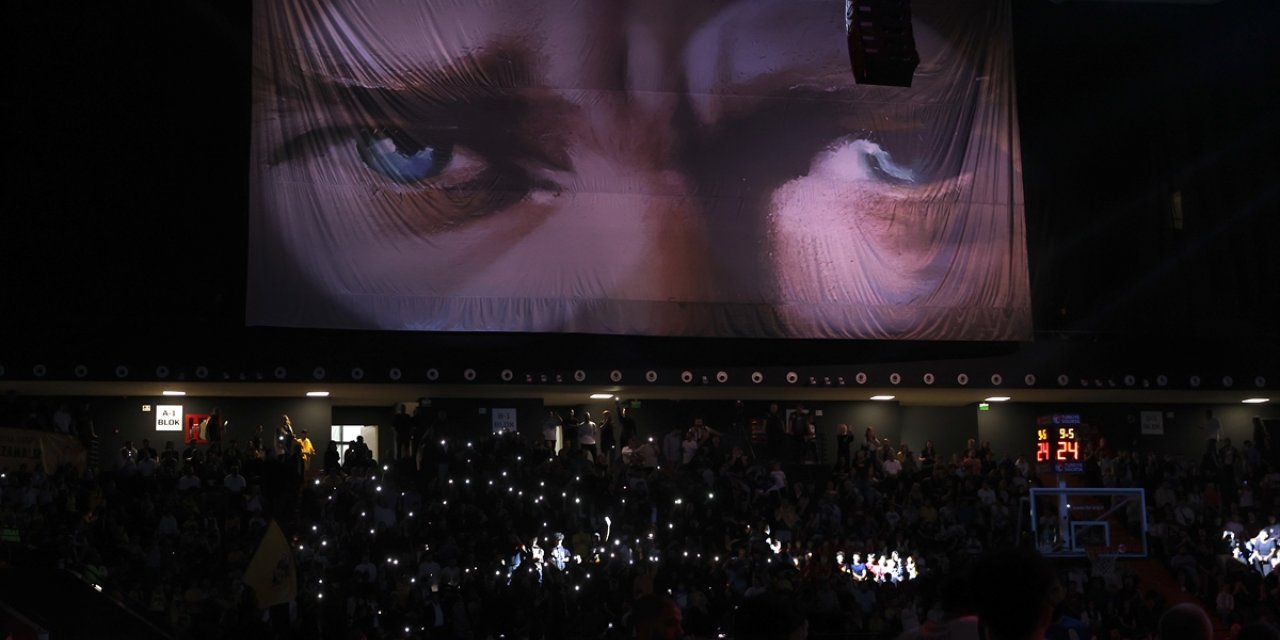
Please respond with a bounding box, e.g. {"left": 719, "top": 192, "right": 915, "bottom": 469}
{"left": 1122, "top": 375, "right": 1134, "bottom": 387}
{"left": 990, "top": 373, "right": 1003, "bottom": 386}
{"left": 74, "top": 364, "right": 89, "bottom": 378}
{"left": 1189, "top": 375, "right": 1201, "bottom": 388}
{"left": 923, "top": 373, "right": 935, "bottom": 385}
{"left": 1256, "top": 376, "right": 1267, "bottom": 388}
{"left": 388, "top": 368, "right": 402, "bottom": 381}
{"left": 33, "top": 364, "right": 48, "bottom": 378}
{"left": 463, "top": 368, "right": 477, "bottom": 381}
{"left": 957, "top": 373, "right": 969, "bottom": 386}
{"left": 312, "top": 367, "right": 326, "bottom": 380}
{"left": 156, "top": 365, "right": 170, "bottom": 379}
{"left": 889, "top": 373, "right": 902, "bottom": 385}
{"left": 351, "top": 367, "right": 365, "bottom": 381}
{"left": 426, "top": 368, "right": 440, "bottom": 381}
{"left": 716, "top": 371, "right": 728, "bottom": 384}
{"left": 645, "top": 370, "right": 658, "bottom": 383}
{"left": 500, "top": 369, "right": 514, "bottom": 382}
{"left": 750, "top": 371, "right": 763, "bottom": 384}
{"left": 1222, "top": 375, "right": 1233, "bottom": 387}
{"left": 1024, "top": 374, "right": 1036, "bottom": 386}
{"left": 1057, "top": 374, "right": 1070, "bottom": 386}
{"left": 574, "top": 370, "right": 587, "bottom": 382}
{"left": 115, "top": 365, "right": 129, "bottom": 378}
{"left": 610, "top": 370, "right": 623, "bottom": 383}
{"left": 681, "top": 371, "right": 694, "bottom": 383}
{"left": 273, "top": 367, "right": 287, "bottom": 380}
{"left": 1156, "top": 375, "right": 1168, "bottom": 387}
{"left": 785, "top": 371, "right": 799, "bottom": 384}
{"left": 855, "top": 372, "right": 868, "bottom": 385}
{"left": 195, "top": 366, "right": 209, "bottom": 380}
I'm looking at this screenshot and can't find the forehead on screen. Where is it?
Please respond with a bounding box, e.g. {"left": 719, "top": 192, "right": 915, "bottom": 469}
{"left": 266, "top": 0, "right": 850, "bottom": 95}
{"left": 266, "top": 0, "right": 578, "bottom": 86}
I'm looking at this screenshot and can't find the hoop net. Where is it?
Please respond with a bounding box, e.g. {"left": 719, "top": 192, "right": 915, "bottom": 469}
{"left": 1085, "top": 545, "right": 1117, "bottom": 581}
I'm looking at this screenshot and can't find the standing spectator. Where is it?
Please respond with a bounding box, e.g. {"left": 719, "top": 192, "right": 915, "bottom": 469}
{"left": 52, "top": 403, "right": 73, "bottom": 434}
{"left": 562, "top": 409, "right": 581, "bottom": 453}
{"left": 681, "top": 429, "right": 699, "bottom": 466}
{"left": 323, "top": 440, "right": 341, "bottom": 475}
{"left": 617, "top": 404, "right": 638, "bottom": 455}
{"left": 765, "top": 403, "right": 786, "bottom": 459}
{"left": 119, "top": 440, "right": 137, "bottom": 465}
{"left": 883, "top": 453, "right": 903, "bottom": 479}
{"left": 599, "top": 410, "right": 616, "bottom": 463}
{"left": 835, "top": 424, "right": 853, "bottom": 472}
{"left": 803, "top": 415, "right": 820, "bottom": 464}
{"left": 207, "top": 407, "right": 224, "bottom": 443}
{"left": 580, "top": 411, "right": 599, "bottom": 460}
{"left": 392, "top": 403, "right": 412, "bottom": 460}
{"left": 1204, "top": 410, "right": 1222, "bottom": 463}
{"left": 276, "top": 414, "right": 296, "bottom": 456}
{"left": 663, "top": 427, "right": 684, "bottom": 468}
{"left": 296, "top": 430, "right": 315, "bottom": 474}
{"left": 788, "top": 404, "right": 809, "bottom": 462}
{"left": 349, "top": 435, "right": 371, "bottom": 469}
{"left": 244, "top": 426, "right": 264, "bottom": 462}
{"left": 542, "top": 410, "right": 562, "bottom": 453}
{"left": 160, "top": 440, "right": 179, "bottom": 464}
{"left": 138, "top": 438, "right": 158, "bottom": 461}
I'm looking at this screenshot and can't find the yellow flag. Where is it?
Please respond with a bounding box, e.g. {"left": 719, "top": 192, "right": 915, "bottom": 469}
{"left": 243, "top": 520, "right": 297, "bottom": 609}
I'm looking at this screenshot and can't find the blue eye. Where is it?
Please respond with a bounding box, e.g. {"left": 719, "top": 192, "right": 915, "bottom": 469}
{"left": 356, "top": 128, "right": 453, "bottom": 184}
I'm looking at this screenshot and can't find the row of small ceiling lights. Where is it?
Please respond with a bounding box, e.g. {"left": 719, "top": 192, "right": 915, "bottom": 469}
{"left": 5, "top": 363, "right": 1269, "bottom": 391}
{"left": 158, "top": 390, "right": 1269, "bottom": 404}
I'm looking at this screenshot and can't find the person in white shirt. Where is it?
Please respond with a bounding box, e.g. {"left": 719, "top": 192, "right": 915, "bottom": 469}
{"left": 177, "top": 467, "right": 202, "bottom": 492}
{"left": 977, "top": 483, "right": 997, "bottom": 507}
{"left": 681, "top": 430, "right": 699, "bottom": 465}
{"left": 223, "top": 466, "right": 247, "bottom": 493}
{"left": 883, "top": 456, "right": 903, "bottom": 478}
{"left": 579, "top": 411, "right": 599, "bottom": 459}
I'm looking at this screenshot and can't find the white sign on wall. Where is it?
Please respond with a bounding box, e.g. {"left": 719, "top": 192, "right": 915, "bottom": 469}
{"left": 1140, "top": 411, "right": 1164, "bottom": 436}
{"left": 156, "top": 405, "right": 184, "bottom": 431}
{"left": 492, "top": 408, "right": 518, "bottom": 435}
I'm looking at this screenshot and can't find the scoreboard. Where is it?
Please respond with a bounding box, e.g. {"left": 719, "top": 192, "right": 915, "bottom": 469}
{"left": 1037, "top": 413, "right": 1083, "bottom": 473}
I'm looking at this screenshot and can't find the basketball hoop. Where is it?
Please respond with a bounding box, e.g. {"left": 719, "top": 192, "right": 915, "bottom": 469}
{"left": 1085, "top": 545, "right": 1116, "bottom": 581}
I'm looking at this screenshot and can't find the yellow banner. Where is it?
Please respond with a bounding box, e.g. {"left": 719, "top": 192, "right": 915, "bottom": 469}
{"left": 243, "top": 520, "right": 297, "bottom": 609}
{"left": 0, "top": 428, "right": 86, "bottom": 474}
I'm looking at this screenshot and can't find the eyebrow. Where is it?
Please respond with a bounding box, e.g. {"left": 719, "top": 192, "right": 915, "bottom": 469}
{"left": 269, "top": 49, "right": 576, "bottom": 172}
{"left": 278, "top": 43, "right": 544, "bottom": 103}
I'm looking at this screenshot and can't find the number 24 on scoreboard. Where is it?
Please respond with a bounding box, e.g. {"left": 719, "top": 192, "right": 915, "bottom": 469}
{"left": 1035, "top": 428, "right": 1079, "bottom": 462}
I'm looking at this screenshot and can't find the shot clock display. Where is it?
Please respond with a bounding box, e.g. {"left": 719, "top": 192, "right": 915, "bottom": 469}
{"left": 1037, "top": 414, "right": 1084, "bottom": 473}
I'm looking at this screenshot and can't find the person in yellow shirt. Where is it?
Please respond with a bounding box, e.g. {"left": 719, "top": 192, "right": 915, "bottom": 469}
{"left": 296, "top": 429, "right": 315, "bottom": 473}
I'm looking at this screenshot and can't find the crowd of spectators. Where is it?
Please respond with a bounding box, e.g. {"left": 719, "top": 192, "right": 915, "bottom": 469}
{"left": 0, "top": 399, "right": 1277, "bottom": 640}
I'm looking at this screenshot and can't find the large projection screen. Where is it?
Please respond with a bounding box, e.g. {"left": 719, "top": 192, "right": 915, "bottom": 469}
{"left": 248, "top": 0, "right": 1031, "bottom": 340}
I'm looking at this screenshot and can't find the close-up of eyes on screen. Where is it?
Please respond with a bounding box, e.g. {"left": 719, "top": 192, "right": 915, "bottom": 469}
{"left": 247, "top": 0, "right": 1031, "bottom": 340}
